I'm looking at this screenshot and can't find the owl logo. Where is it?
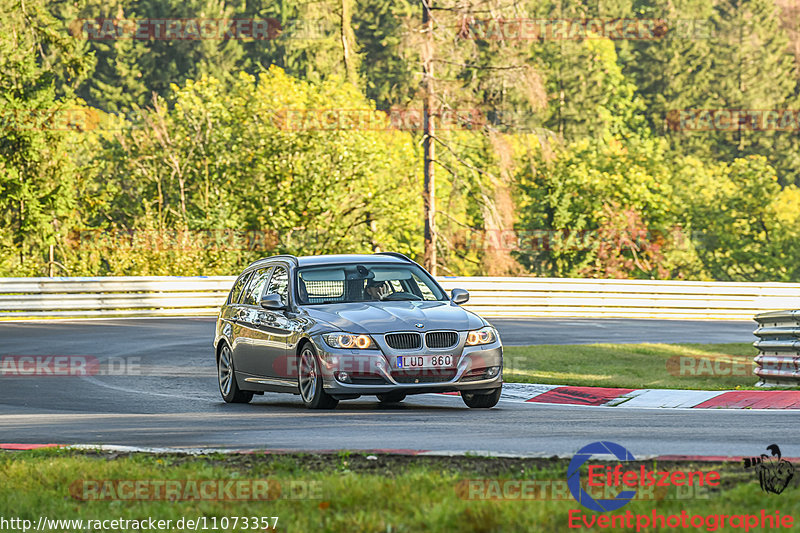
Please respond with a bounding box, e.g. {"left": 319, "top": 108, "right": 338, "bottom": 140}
{"left": 743, "top": 444, "right": 795, "bottom": 495}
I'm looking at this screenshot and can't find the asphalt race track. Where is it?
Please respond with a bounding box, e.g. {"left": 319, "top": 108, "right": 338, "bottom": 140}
{"left": 2, "top": 317, "right": 795, "bottom": 458}
{"left": 489, "top": 318, "right": 756, "bottom": 345}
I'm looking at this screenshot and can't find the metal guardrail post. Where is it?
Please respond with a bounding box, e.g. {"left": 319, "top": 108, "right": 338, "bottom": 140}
{"left": 753, "top": 310, "right": 800, "bottom": 387}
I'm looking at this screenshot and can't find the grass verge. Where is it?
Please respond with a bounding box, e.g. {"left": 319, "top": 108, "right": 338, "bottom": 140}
{"left": 502, "top": 343, "right": 764, "bottom": 390}
{"left": 1, "top": 449, "right": 797, "bottom": 533}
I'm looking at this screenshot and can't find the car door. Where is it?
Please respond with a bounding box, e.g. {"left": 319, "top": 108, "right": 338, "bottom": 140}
{"left": 222, "top": 270, "right": 252, "bottom": 350}
{"left": 232, "top": 266, "right": 272, "bottom": 377}
{"left": 257, "top": 265, "right": 294, "bottom": 381}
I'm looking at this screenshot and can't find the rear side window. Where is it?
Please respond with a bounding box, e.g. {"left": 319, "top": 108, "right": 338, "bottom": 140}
{"left": 227, "top": 272, "right": 251, "bottom": 304}
{"left": 242, "top": 267, "right": 272, "bottom": 306}
{"left": 298, "top": 267, "right": 346, "bottom": 304}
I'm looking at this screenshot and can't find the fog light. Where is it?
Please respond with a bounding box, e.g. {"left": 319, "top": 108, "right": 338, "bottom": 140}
{"left": 484, "top": 366, "right": 500, "bottom": 378}
{"left": 336, "top": 371, "right": 351, "bottom": 383}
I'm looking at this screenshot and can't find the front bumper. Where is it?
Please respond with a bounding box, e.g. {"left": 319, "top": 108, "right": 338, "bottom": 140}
{"left": 312, "top": 332, "right": 503, "bottom": 396}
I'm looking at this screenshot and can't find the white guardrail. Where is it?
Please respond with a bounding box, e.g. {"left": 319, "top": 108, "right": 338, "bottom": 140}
{"left": 2, "top": 276, "right": 800, "bottom": 320}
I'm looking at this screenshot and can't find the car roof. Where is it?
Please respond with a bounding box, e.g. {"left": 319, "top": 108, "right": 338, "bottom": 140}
{"left": 296, "top": 254, "right": 408, "bottom": 267}
{"left": 245, "top": 253, "right": 411, "bottom": 271}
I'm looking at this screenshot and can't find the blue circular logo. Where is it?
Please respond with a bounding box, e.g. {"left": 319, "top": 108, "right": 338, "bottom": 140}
{"left": 567, "top": 441, "right": 637, "bottom": 512}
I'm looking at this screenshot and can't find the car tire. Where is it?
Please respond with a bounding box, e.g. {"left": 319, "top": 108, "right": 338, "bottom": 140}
{"left": 218, "top": 344, "right": 253, "bottom": 404}
{"left": 298, "top": 344, "right": 339, "bottom": 409}
{"left": 462, "top": 386, "right": 501, "bottom": 409}
{"left": 376, "top": 392, "right": 407, "bottom": 404}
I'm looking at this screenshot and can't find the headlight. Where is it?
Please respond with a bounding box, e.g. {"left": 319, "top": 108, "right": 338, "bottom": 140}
{"left": 323, "top": 332, "right": 376, "bottom": 350}
{"left": 466, "top": 326, "right": 497, "bottom": 346}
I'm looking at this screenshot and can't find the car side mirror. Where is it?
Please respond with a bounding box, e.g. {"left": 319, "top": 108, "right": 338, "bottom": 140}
{"left": 451, "top": 288, "right": 469, "bottom": 304}
{"left": 260, "top": 293, "right": 286, "bottom": 310}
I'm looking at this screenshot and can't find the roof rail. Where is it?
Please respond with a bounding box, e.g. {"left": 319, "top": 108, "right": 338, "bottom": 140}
{"left": 251, "top": 254, "right": 299, "bottom": 266}
{"left": 375, "top": 252, "right": 413, "bottom": 263}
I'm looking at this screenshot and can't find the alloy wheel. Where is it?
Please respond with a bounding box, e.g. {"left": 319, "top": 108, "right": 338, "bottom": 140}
{"left": 218, "top": 345, "right": 233, "bottom": 396}
{"left": 299, "top": 347, "right": 318, "bottom": 403}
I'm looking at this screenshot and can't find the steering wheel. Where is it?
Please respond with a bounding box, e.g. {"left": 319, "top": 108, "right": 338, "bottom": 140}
{"left": 383, "top": 292, "right": 422, "bottom": 301}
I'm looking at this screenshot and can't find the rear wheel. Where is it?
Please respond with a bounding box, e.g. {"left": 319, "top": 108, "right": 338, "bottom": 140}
{"left": 299, "top": 345, "right": 339, "bottom": 409}
{"left": 218, "top": 344, "right": 253, "bottom": 404}
{"left": 462, "top": 387, "right": 501, "bottom": 409}
{"left": 376, "top": 392, "right": 407, "bottom": 404}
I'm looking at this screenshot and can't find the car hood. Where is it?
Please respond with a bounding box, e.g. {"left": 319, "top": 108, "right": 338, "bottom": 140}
{"left": 302, "top": 301, "right": 485, "bottom": 334}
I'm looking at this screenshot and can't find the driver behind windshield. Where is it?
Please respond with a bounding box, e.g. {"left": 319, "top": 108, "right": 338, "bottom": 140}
{"left": 365, "top": 279, "right": 391, "bottom": 300}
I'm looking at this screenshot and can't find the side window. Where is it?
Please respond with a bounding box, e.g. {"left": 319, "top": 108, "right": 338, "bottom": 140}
{"left": 227, "top": 272, "right": 251, "bottom": 305}
{"left": 242, "top": 267, "right": 272, "bottom": 306}
{"left": 266, "top": 266, "right": 289, "bottom": 304}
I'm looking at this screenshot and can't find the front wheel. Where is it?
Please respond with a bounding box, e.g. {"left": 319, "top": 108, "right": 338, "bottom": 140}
{"left": 218, "top": 344, "right": 253, "bottom": 404}
{"left": 462, "top": 387, "right": 501, "bottom": 409}
{"left": 299, "top": 345, "right": 339, "bottom": 409}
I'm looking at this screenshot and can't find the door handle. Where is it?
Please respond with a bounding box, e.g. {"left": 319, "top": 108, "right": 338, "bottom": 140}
{"left": 255, "top": 316, "right": 275, "bottom": 327}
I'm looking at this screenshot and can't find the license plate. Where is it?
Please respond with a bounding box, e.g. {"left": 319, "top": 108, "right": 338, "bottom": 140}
{"left": 396, "top": 355, "right": 454, "bottom": 369}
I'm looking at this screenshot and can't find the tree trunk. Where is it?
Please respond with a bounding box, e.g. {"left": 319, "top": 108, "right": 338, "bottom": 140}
{"left": 422, "top": 0, "right": 436, "bottom": 274}
{"left": 340, "top": 0, "right": 357, "bottom": 84}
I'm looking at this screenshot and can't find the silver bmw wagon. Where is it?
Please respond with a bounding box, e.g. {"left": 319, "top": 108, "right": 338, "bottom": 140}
{"left": 213, "top": 253, "right": 503, "bottom": 409}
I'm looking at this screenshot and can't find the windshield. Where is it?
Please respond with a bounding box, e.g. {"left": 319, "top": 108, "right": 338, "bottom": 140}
{"left": 296, "top": 263, "right": 446, "bottom": 305}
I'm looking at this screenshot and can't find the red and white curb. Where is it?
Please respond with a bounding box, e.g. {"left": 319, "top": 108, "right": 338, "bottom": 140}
{"left": 496, "top": 383, "right": 800, "bottom": 409}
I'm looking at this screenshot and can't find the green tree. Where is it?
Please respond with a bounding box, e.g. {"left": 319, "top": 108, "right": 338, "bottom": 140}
{"left": 72, "top": 68, "right": 422, "bottom": 275}
{"left": 514, "top": 134, "right": 704, "bottom": 279}
{"left": 675, "top": 155, "right": 800, "bottom": 281}
{"left": 0, "top": 0, "right": 94, "bottom": 275}
{"left": 627, "top": 0, "right": 800, "bottom": 184}
{"left": 352, "top": 0, "right": 417, "bottom": 109}
{"left": 513, "top": 36, "right": 703, "bottom": 279}
{"left": 624, "top": 0, "right": 717, "bottom": 136}
{"left": 56, "top": 0, "right": 245, "bottom": 113}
